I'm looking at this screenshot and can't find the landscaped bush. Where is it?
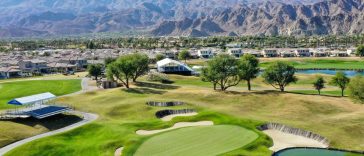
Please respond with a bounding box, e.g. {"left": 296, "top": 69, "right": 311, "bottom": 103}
{"left": 146, "top": 71, "right": 172, "bottom": 83}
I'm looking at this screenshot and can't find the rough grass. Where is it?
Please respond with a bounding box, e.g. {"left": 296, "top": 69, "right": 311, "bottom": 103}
{"left": 0, "top": 80, "right": 81, "bottom": 109}
{"left": 2, "top": 73, "right": 364, "bottom": 156}
{"left": 134, "top": 125, "right": 259, "bottom": 156}
{"left": 186, "top": 58, "right": 364, "bottom": 70}
{"left": 260, "top": 59, "right": 364, "bottom": 70}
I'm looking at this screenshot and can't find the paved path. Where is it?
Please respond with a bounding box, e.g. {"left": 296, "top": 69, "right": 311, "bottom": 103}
{"left": 0, "top": 111, "right": 98, "bottom": 156}
{"left": 0, "top": 78, "right": 99, "bottom": 156}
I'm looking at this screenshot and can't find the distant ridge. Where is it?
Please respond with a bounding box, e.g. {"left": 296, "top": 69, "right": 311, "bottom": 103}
{"left": 0, "top": 0, "right": 363, "bottom": 37}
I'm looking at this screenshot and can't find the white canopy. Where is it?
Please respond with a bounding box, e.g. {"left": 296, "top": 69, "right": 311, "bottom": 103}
{"left": 8, "top": 92, "right": 56, "bottom": 105}
{"left": 156, "top": 58, "right": 194, "bottom": 71}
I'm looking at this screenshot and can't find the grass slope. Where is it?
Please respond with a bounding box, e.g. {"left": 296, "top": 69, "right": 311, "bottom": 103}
{"left": 135, "top": 125, "right": 258, "bottom": 156}
{"left": 260, "top": 59, "right": 364, "bottom": 70}
{"left": 0, "top": 80, "right": 81, "bottom": 109}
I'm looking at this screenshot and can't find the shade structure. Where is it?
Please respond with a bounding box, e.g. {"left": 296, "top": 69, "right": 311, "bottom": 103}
{"left": 7, "top": 92, "right": 56, "bottom": 105}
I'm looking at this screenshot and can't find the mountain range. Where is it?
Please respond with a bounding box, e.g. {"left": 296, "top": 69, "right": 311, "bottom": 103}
{"left": 0, "top": 0, "right": 363, "bottom": 37}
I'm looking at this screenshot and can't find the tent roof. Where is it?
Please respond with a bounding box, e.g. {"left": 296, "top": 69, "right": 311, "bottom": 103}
{"left": 8, "top": 92, "right": 56, "bottom": 105}
{"left": 156, "top": 58, "right": 194, "bottom": 72}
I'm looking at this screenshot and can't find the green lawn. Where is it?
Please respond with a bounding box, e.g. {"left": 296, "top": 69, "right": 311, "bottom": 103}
{"left": 2, "top": 73, "right": 364, "bottom": 156}
{"left": 260, "top": 59, "right": 364, "bottom": 70}
{"left": 135, "top": 125, "right": 259, "bottom": 156}
{"left": 0, "top": 80, "right": 81, "bottom": 109}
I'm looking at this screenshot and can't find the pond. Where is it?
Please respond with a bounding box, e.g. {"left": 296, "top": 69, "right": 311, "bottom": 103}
{"left": 273, "top": 148, "right": 363, "bottom": 156}
{"left": 296, "top": 70, "right": 364, "bottom": 77}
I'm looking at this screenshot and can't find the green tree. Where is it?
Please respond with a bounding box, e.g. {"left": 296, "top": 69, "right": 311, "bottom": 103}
{"left": 238, "top": 54, "right": 260, "bottom": 91}
{"left": 348, "top": 75, "right": 364, "bottom": 103}
{"left": 130, "top": 53, "right": 149, "bottom": 82}
{"left": 356, "top": 45, "right": 364, "bottom": 57}
{"left": 330, "top": 72, "right": 350, "bottom": 97}
{"left": 155, "top": 54, "right": 165, "bottom": 61}
{"left": 313, "top": 76, "right": 325, "bottom": 95}
{"left": 178, "top": 50, "right": 191, "bottom": 63}
{"left": 262, "top": 61, "right": 297, "bottom": 92}
{"left": 201, "top": 54, "right": 241, "bottom": 91}
{"left": 104, "top": 57, "right": 116, "bottom": 67}
{"left": 106, "top": 54, "right": 149, "bottom": 88}
{"left": 201, "top": 65, "right": 219, "bottom": 90}
{"left": 87, "top": 64, "right": 103, "bottom": 82}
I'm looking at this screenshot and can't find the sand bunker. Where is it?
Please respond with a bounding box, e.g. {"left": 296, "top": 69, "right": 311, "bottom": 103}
{"left": 114, "top": 147, "right": 124, "bottom": 156}
{"left": 160, "top": 112, "right": 198, "bottom": 121}
{"left": 263, "top": 129, "right": 328, "bottom": 151}
{"left": 136, "top": 121, "right": 214, "bottom": 135}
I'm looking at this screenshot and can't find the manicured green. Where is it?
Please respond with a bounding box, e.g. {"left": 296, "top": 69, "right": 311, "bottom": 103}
{"left": 135, "top": 125, "right": 259, "bottom": 156}
{"left": 260, "top": 59, "right": 364, "bottom": 70}
{"left": 0, "top": 80, "right": 81, "bottom": 109}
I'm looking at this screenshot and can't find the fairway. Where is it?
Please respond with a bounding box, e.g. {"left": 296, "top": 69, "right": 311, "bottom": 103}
{"left": 134, "top": 125, "right": 259, "bottom": 156}
{"left": 0, "top": 80, "right": 81, "bottom": 109}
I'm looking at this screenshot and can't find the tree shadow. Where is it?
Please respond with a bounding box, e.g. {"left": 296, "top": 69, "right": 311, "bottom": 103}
{"left": 223, "top": 90, "right": 280, "bottom": 96}
{"left": 2, "top": 114, "right": 82, "bottom": 130}
{"left": 134, "top": 81, "right": 180, "bottom": 90}
{"left": 122, "top": 87, "right": 167, "bottom": 94}
{"left": 286, "top": 91, "right": 344, "bottom": 98}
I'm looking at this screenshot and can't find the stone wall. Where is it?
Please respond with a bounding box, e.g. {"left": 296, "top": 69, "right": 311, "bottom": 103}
{"left": 155, "top": 109, "right": 196, "bottom": 118}
{"left": 146, "top": 101, "right": 184, "bottom": 107}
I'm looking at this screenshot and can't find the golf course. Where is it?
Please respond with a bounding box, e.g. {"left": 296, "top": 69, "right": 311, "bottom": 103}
{"left": 0, "top": 60, "right": 363, "bottom": 156}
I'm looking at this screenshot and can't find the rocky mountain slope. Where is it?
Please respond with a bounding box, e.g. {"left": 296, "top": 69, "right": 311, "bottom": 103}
{"left": 0, "top": 0, "right": 362, "bottom": 37}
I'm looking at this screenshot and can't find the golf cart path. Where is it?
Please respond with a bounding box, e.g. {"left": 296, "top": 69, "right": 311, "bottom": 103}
{"left": 0, "top": 111, "right": 98, "bottom": 156}
{"left": 0, "top": 78, "right": 99, "bottom": 156}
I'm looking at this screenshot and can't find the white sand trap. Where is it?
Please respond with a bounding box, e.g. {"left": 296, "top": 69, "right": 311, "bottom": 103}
{"left": 263, "top": 129, "right": 328, "bottom": 151}
{"left": 160, "top": 112, "right": 198, "bottom": 121}
{"left": 114, "top": 147, "right": 123, "bottom": 156}
{"left": 136, "top": 121, "right": 214, "bottom": 135}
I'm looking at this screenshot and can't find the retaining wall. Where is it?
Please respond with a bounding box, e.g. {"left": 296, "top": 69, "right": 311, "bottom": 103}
{"left": 258, "top": 123, "right": 330, "bottom": 146}
{"left": 155, "top": 109, "right": 196, "bottom": 118}
{"left": 146, "top": 101, "right": 184, "bottom": 107}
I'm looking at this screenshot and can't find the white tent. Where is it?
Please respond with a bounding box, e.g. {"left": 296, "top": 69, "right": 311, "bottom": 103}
{"left": 156, "top": 58, "right": 194, "bottom": 73}
{"left": 8, "top": 92, "right": 56, "bottom": 105}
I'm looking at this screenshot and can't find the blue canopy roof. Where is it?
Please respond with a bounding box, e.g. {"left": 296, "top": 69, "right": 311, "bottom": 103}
{"left": 8, "top": 92, "right": 56, "bottom": 105}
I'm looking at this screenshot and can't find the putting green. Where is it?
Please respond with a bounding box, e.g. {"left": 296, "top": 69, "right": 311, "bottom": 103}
{"left": 134, "top": 125, "right": 259, "bottom": 156}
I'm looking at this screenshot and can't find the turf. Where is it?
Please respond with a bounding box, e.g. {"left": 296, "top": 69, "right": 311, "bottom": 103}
{"left": 0, "top": 80, "right": 81, "bottom": 109}
{"left": 260, "top": 59, "right": 364, "bottom": 70}
{"left": 134, "top": 125, "right": 259, "bottom": 156}
{"left": 2, "top": 73, "right": 364, "bottom": 156}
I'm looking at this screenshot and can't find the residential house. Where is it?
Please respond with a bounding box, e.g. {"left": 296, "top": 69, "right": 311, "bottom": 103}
{"left": 311, "top": 48, "right": 328, "bottom": 57}
{"left": 0, "top": 66, "right": 22, "bottom": 79}
{"left": 262, "top": 49, "right": 278, "bottom": 57}
{"left": 330, "top": 50, "right": 349, "bottom": 57}
{"left": 197, "top": 49, "right": 214, "bottom": 59}
{"left": 228, "top": 48, "right": 243, "bottom": 58}
{"left": 347, "top": 48, "right": 357, "bottom": 56}
{"left": 19, "top": 59, "right": 49, "bottom": 73}
{"left": 295, "top": 49, "right": 311, "bottom": 57}
{"left": 59, "top": 57, "right": 88, "bottom": 71}
{"left": 279, "top": 49, "right": 295, "bottom": 57}
{"left": 244, "top": 50, "right": 262, "bottom": 57}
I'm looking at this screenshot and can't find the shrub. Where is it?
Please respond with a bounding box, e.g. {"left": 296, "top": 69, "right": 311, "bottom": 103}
{"left": 146, "top": 72, "right": 172, "bottom": 83}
